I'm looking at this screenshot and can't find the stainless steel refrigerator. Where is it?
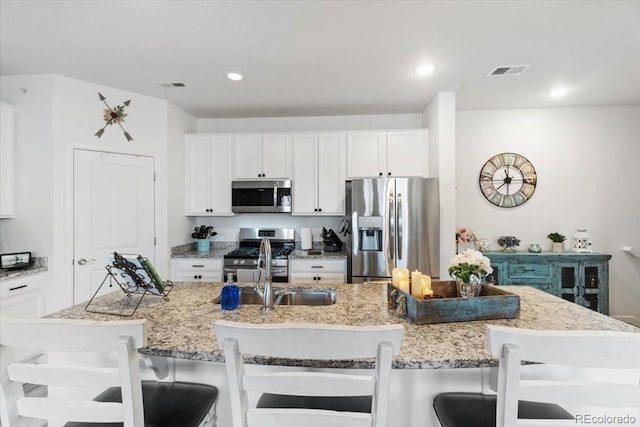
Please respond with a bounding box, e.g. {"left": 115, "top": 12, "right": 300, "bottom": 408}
{"left": 346, "top": 178, "right": 439, "bottom": 283}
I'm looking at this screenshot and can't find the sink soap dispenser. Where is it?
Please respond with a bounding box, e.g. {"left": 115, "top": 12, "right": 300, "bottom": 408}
{"left": 221, "top": 273, "right": 240, "bottom": 310}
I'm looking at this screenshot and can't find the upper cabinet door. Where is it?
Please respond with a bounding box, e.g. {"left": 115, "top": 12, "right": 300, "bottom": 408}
{"left": 317, "top": 133, "right": 346, "bottom": 215}
{"left": 346, "top": 132, "right": 386, "bottom": 178}
{"left": 233, "top": 134, "right": 262, "bottom": 179}
{"left": 185, "top": 134, "right": 234, "bottom": 216}
{"left": 0, "top": 102, "right": 15, "bottom": 218}
{"left": 386, "top": 130, "right": 428, "bottom": 177}
{"left": 210, "top": 135, "right": 233, "bottom": 214}
{"left": 292, "top": 134, "right": 318, "bottom": 215}
{"left": 233, "top": 134, "right": 291, "bottom": 179}
{"left": 346, "top": 130, "right": 428, "bottom": 178}
{"left": 261, "top": 134, "right": 291, "bottom": 179}
{"left": 185, "top": 135, "right": 212, "bottom": 215}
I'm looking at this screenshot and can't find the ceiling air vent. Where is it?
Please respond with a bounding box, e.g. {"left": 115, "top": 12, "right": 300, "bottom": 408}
{"left": 156, "top": 81, "right": 187, "bottom": 88}
{"left": 488, "top": 65, "right": 530, "bottom": 77}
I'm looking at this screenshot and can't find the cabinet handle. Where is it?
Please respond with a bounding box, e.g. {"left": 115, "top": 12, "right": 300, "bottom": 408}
{"left": 522, "top": 268, "right": 536, "bottom": 272}
{"left": 9, "top": 284, "right": 28, "bottom": 291}
{"left": 318, "top": 208, "right": 322, "bottom": 212}
{"left": 192, "top": 265, "right": 204, "bottom": 268}
{"left": 388, "top": 172, "right": 391, "bottom": 176}
{"left": 379, "top": 172, "right": 383, "bottom": 176}
{"left": 311, "top": 266, "right": 324, "bottom": 269}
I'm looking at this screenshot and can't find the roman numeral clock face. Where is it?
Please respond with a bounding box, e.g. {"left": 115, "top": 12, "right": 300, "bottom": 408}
{"left": 479, "top": 152, "right": 537, "bottom": 208}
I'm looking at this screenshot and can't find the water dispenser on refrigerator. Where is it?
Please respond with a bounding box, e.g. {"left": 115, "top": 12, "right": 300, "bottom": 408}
{"left": 357, "top": 216, "right": 383, "bottom": 251}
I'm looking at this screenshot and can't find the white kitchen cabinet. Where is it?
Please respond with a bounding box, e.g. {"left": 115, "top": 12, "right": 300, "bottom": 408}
{"left": 185, "top": 134, "right": 233, "bottom": 216}
{"left": 0, "top": 102, "right": 15, "bottom": 218}
{"left": 346, "top": 129, "right": 428, "bottom": 178}
{"left": 0, "top": 272, "right": 46, "bottom": 318}
{"left": 292, "top": 133, "right": 346, "bottom": 215}
{"left": 171, "top": 258, "right": 223, "bottom": 282}
{"left": 289, "top": 259, "right": 346, "bottom": 284}
{"left": 233, "top": 134, "right": 291, "bottom": 179}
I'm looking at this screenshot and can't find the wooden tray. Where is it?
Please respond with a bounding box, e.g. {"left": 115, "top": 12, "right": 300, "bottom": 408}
{"left": 387, "top": 281, "right": 520, "bottom": 324}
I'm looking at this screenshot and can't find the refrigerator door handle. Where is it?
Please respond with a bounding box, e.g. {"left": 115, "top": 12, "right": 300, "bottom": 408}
{"left": 397, "top": 193, "right": 403, "bottom": 261}
{"left": 352, "top": 212, "right": 359, "bottom": 255}
{"left": 388, "top": 192, "right": 395, "bottom": 260}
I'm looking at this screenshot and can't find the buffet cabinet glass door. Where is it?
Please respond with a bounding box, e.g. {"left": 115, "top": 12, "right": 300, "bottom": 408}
{"left": 556, "top": 262, "right": 606, "bottom": 313}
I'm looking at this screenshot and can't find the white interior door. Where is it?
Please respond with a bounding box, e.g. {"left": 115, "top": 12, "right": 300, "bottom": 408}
{"left": 73, "top": 149, "right": 155, "bottom": 304}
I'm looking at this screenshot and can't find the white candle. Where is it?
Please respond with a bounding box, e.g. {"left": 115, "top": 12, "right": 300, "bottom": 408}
{"left": 421, "top": 274, "right": 432, "bottom": 290}
{"left": 392, "top": 268, "right": 409, "bottom": 288}
{"left": 398, "top": 279, "right": 410, "bottom": 294}
{"left": 422, "top": 288, "right": 434, "bottom": 298}
{"left": 411, "top": 270, "right": 422, "bottom": 298}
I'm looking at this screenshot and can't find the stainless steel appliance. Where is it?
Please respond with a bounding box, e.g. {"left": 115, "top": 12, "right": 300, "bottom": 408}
{"left": 231, "top": 180, "right": 292, "bottom": 213}
{"left": 223, "top": 228, "right": 295, "bottom": 283}
{"left": 347, "top": 178, "right": 439, "bottom": 283}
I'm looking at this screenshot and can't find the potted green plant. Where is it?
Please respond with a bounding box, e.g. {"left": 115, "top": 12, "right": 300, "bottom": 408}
{"left": 547, "top": 232, "right": 566, "bottom": 253}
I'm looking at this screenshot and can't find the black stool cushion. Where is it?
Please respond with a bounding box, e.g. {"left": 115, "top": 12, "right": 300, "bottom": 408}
{"left": 64, "top": 381, "right": 218, "bottom": 427}
{"left": 433, "top": 392, "right": 574, "bottom": 427}
{"left": 257, "top": 393, "right": 372, "bottom": 413}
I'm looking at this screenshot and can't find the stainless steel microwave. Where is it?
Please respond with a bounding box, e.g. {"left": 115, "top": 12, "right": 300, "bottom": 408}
{"left": 231, "top": 180, "right": 292, "bottom": 213}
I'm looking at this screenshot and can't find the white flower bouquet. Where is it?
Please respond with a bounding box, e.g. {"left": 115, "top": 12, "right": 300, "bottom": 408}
{"left": 448, "top": 248, "right": 493, "bottom": 284}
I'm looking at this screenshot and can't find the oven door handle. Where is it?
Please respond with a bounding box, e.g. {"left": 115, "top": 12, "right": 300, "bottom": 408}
{"left": 271, "top": 268, "right": 286, "bottom": 274}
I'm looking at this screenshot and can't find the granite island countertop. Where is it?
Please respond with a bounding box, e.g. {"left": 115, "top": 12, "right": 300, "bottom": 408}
{"left": 48, "top": 282, "right": 638, "bottom": 369}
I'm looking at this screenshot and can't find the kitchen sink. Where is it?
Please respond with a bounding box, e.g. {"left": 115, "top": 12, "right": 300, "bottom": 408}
{"left": 238, "top": 287, "right": 336, "bottom": 306}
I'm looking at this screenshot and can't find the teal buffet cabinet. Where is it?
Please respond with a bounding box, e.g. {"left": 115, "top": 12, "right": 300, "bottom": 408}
{"left": 484, "top": 252, "right": 611, "bottom": 314}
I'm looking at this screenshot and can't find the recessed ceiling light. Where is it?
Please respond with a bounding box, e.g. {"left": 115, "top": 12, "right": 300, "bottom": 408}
{"left": 549, "top": 86, "right": 569, "bottom": 98}
{"left": 414, "top": 63, "right": 436, "bottom": 75}
{"left": 227, "top": 72, "right": 243, "bottom": 81}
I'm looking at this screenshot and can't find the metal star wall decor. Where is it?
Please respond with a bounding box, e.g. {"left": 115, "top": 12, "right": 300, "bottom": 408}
{"left": 94, "top": 92, "right": 133, "bottom": 141}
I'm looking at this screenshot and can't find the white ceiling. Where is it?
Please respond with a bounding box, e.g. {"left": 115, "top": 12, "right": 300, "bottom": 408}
{"left": 1, "top": 1, "right": 639, "bottom": 118}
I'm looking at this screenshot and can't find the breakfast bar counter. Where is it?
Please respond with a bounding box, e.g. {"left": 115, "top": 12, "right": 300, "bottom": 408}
{"left": 48, "top": 282, "right": 638, "bottom": 369}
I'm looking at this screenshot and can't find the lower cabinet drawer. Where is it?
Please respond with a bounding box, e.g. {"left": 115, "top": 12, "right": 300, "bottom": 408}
{"left": 171, "top": 258, "right": 223, "bottom": 282}
{"left": 289, "top": 259, "right": 346, "bottom": 273}
{"left": 171, "top": 258, "right": 222, "bottom": 271}
{"left": 0, "top": 273, "right": 46, "bottom": 300}
{"left": 507, "top": 263, "right": 551, "bottom": 278}
{"left": 290, "top": 272, "right": 345, "bottom": 284}
{"left": 172, "top": 271, "right": 222, "bottom": 282}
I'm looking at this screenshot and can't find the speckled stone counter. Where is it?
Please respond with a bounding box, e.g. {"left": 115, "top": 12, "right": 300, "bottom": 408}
{"left": 171, "top": 242, "right": 234, "bottom": 259}
{"left": 171, "top": 242, "right": 348, "bottom": 260}
{"left": 48, "top": 282, "right": 638, "bottom": 369}
{"left": 0, "top": 257, "right": 48, "bottom": 280}
{"left": 289, "top": 249, "right": 348, "bottom": 259}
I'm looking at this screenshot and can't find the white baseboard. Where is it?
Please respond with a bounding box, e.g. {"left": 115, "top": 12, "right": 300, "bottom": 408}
{"left": 612, "top": 315, "right": 640, "bottom": 328}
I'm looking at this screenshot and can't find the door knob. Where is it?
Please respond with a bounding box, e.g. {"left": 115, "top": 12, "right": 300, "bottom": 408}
{"left": 77, "top": 258, "right": 96, "bottom": 265}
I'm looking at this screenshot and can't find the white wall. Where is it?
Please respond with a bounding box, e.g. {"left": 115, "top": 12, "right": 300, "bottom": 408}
{"left": 456, "top": 106, "right": 640, "bottom": 319}
{"left": 0, "top": 75, "right": 54, "bottom": 257}
{"left": 167, "top": 102, "right": 196, "bottom": 250}
{"left": 423, "top": 93, "right": 456, "bottom": 278}
{"left": 197, "top": 113, "right": 423, "bottom": 133}
{"left": 1, "top": 74, "right": 175, "bottom": 312}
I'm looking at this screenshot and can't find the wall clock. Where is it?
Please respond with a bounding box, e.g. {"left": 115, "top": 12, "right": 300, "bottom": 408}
{"left": 479, "top": 152, "right": 537, "bottom": 208}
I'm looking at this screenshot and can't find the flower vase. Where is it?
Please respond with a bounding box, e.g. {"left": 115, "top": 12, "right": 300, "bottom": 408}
{"left": 456, "top": 275, "right": 482, "bottom": 298}
{"left": 197, "top": 239, "right": 210, "bottom": 252}
{"left": 502, "top": 245, "right": 516, "bottom": 253}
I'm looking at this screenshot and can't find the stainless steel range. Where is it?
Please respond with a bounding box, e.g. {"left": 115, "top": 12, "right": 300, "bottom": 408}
{"left": 223, "top": 228, "right": 295, "bottom": 283}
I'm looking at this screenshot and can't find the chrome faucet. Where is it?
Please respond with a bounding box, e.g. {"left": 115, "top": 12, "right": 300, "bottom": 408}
{"left": 255, "top": 237, "right": 274, "bottom": 311}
